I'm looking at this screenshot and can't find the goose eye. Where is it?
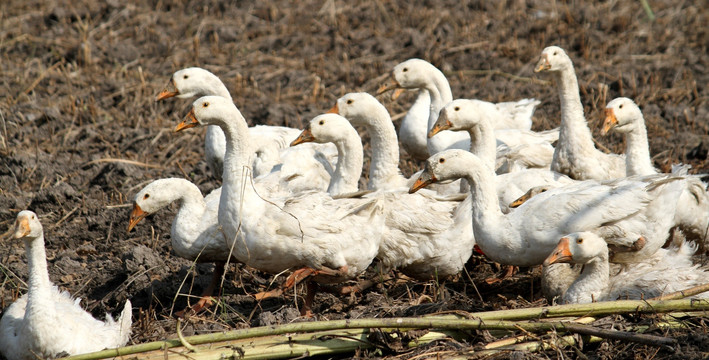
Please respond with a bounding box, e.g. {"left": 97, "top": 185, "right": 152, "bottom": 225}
{"left": 577, "top": 238, "right": 583, "bottom": 244}
{"left": 144, "top": 194, "right": 150, "bottom": 200}
{"left": 346, "top": 99, "right": 353, "bottom": 105}
{"left": 553, "top": 51, "right": 558, "bottom": 56}
{"left": 319, "top": 120, "right": 324, "bottom": 125}
{"left": 454, "top": 106, "right": 460, "bottom": 111}
{"left": 203, "top": 102, "right": 209, "bottom": 107}
{"left": 402, "top": 67, "right": 408, "bottom": 72}
{"left": 184, "top": 75, "right": 189, "bottom": 79}
{"left": 619, "top": 104, "right": 624, "bottom": 109}
{"left": 439, "top": 158, "right": 445, "bottom": 164}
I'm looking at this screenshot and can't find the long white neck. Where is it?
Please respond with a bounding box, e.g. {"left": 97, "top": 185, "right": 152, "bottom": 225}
{"left": 563, "top": 253, "right": 609, "bottom": 304}
{"left": 456, "top": 155, "right": 516, "bottom": 260}
{"left": 623, "top": 119, "right": 656, "bottom": 176}
{"left": 329, "top": 135, "right": 363, "bottom": 195}
{"left": 554, "top": 66, "right": 595, "bottom": 153}
{"left": 170, "top": 181, "right": 210, "bottom": 257}
{"left": 466, "top": 115, "right": 497, "bottom": 170}
{"left": 424, "top": 70, "right": 469, "bottom": 154}
{"left": 212, "top": 107, "right": 259, "bottom": 245}
{"left": 24, "top": 234, "right": 55, "bottom": 327}
{"left": 358, "top": 104, "right": 406, "bottom": 190}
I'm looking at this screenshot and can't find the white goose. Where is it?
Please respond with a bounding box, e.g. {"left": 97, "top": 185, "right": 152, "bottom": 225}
{"left": 429, "top": 99, "right": 576, "bottom": 213}
{"left": 602, "top": 97, "right": 709, "bottom": 242}
{"left": 291, "top": 114, "right": 363, "bottom": 196}
{"left": 289, "top": 109, "right": 475, "bottom": 280}
{"left": 0, "top": 211, "right": 131, "bottom": 360}
{"left": 128, "top": 178, "right": 229, "bottom": 314}
{"left": 175, "top": 96, "right": 386, "bottom": 313}
{"left": 409, "top": 149, "right": 693, "bottom": 266}
{"left": 544, "top": 232, "right": 709, "bottom": 304}
{"left": 329, "top": 92, "right": 460, "bottom": 195}
{"left": 157, "top": 67, "right": 336, "bottom": 179}
{"left": 534, "top": 46, "right": 626, "bottom": 180}
{"left": 382, "top": 58, "right": 543, "bottom": 157}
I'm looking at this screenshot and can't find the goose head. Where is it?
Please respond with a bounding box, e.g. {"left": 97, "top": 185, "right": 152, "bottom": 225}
{"left": 543, "top": 232, "right": 606, "bottom": 266}
{"left": 429, "top": 99, "right": 487, "bottom": 137}
{"left": 328, "top": 92, "right": 381, "bottom": 126}
{"left": 409, "top": 149, "right": 473, "bottom": 193}
{"left": 291, "top": 114, "right": 355, "bottom": 146}
{"left": 391, "top": 58, "right": 437, "bottom": 90}
{"left": 534, "top": 46, "right": 573, "bottom": 73}
{"left": 157, "top": 67, "right": 227, "bottom": 101}
{"left": 601, "top": 97, "right": 643, "bottom": 135}
{"left": 13, "top": 210, "right": 42, "bottom": 241}
{"left": 175, "top": 96, "right": 238, "bottom": 132}
{"left": 128, "top": 179, "right": 184, "bottom": 232}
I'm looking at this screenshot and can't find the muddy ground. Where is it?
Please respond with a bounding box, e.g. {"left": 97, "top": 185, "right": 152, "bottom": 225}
{"left": 1, "top": 0, "right": 708, "bottom": 359}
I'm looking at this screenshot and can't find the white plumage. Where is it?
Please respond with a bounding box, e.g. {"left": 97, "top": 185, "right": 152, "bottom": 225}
{"left": 0, "top": 211, "right": 131, "bottom": 360}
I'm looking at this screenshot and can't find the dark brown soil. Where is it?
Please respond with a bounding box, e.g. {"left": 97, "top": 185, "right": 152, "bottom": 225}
{"left": 1, "top": 0, "right": 708, "bottom": 359}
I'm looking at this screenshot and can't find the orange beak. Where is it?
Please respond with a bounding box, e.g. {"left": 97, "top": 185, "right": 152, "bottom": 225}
{"left": 327, "top": 103, "right": 339, "bottom": 114}
{"left": 156, "top": 78, "right": 179, "bottom": 101}
{"left": 175, "top": 108, "right": 199, "bottom": 132}
{"left": 600, "top": 108, "right": 618, "bottom": 136}
{"left": 534, "top": 55, "right": 551, "bottom": 73}
{"left": 376, "top": 76, "right": 403, "bottom": 100}
{"left": 408, "top": 172, "right": 437, "bottom": 194}
{"left": 543, "top": 237, "right": 573, "bottom": 266}
{"left": 290, "top": 127, "right": 315, "bottom": 146}
{"left": 428, "top": 110, "right": 453, "bottom": 138}
{"left": 13, "top": 217, "right": 31, "bottom": 239}
{"left": 127, "top": 204, "right": 148, "bottom": 233}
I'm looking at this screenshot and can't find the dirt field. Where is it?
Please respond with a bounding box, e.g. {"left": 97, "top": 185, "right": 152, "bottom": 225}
{"left": 1, "top": 0, "right": 708, "bottom": 358}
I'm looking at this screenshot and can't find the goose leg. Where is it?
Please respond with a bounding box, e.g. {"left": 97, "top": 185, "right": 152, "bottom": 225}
{"left": 484, "top": 265, "right": 518, "bottom": 284}
{"left": 301, "top": 281, "right": 318, "bottom": 317}
{"left": 254, "top": 266, "right": 347, "bottom": 300}
{"left": 176, "top": 262, "right": 225, "bottom": 317}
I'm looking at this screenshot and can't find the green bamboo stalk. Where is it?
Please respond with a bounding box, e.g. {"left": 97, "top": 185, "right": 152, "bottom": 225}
{"left": 639, "top": 0, "right": 656, "bottom": 21}
{"left": 62, "top": 298, "right": 709, "bottom": 360}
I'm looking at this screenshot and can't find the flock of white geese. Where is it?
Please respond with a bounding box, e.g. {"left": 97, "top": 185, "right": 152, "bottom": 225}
{"left": 2, "top": 45, "right": 709, "bottom": 359}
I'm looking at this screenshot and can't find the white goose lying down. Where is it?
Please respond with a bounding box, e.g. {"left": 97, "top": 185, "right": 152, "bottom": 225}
{"left": 534, "top": 46, "right": 625, "bottom": 181}
{"left": 409, "top": 149, "right": 695, "bottom": 266}
{"left": 602, "top": 97, "right": 709, "bottom": 243}
{"left": 128, "top": 178, "right": 229, "bottom": 315}
{"left": 291, "top": 113, "right": 475, "bottom": 281}
{"left": 175, "top": 96, "right": 387, "bottom": 314}
{"left": 156, "top": 67, "right": 337, "bottom": 180}
{"left": 0, "top": 211, "right": 131, "bottom": 360}
{"left": 544, "top": 232, "right": 709, "bottom": 304}
{"left": 379, "top": 58, "right": 545, "bottom": 158}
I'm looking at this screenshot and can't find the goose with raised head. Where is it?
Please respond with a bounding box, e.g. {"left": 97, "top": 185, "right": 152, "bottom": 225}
{"left": 291, "top": 114, "right": 363, "bottom": 196}
{"left": 381, "top": 58, "right": 543, "bottom": 157}
{"left": 157, "top": 67, "right": 336, "bottom": 179}
{"left": 0, "top": 211, "right": 132, "bottom": 360}
{"left": 329, "top": 92, "right": 460, "bottom": 196}
{"left": 544, "top": 232, "right": 709, "bottom": 304}
{"left": 534, "top": 46, "right": 626, "bottom": 180}
{"left": 174, "top": 96, "right": 386, "bottom": 314}
{"left": 291, "top": 107, "right": 475, "bottom": 280}
{"left": 429, "top": 99, "right": 575, "bottom": 213}
{"left": 602, "top": 97, "right": 709, "bottom": 242}
{"left": 409, "top": 149, "right": 693, "bottom": 266}
{"left": 127, "top": 178, "right": 229, "bottom": 315}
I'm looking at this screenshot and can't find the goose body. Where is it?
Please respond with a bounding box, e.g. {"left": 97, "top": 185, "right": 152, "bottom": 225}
{"left": 545, "top": 232, "right": 709, "bottom": 304}
{"left": 0, "top": 211, "right": 131, "bottom": 360}
{"left": 534, "top": 46, "right": 626, "bottom": 180}
{"left": 294, "top": 102, "right": 475, "bottom": 280}
{"left": 175, "top": 97, "right": 385, "bottom": 283}
{"left": 157, "top": 67, "right": 336, "bottom": 179}
{"left": 409, "top": 150, "right": 691, "bottom": 266}
{"left": 386, "top": 59, "right": 543, "bottom": 157}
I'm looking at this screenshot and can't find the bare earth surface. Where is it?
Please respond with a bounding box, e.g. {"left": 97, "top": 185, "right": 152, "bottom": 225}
{"left": 1, "top": 0, "right": 708, "bottom": 359}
